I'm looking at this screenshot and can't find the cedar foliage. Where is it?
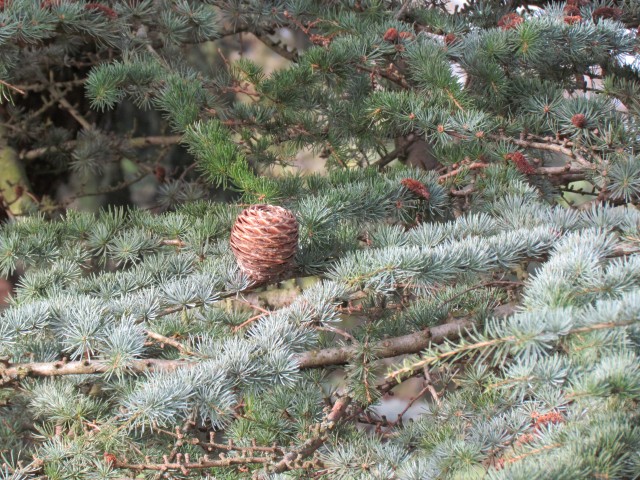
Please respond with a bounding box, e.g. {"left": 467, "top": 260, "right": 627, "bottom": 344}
{"left": 1, "top": 0, "right": 640, "bottom": 479}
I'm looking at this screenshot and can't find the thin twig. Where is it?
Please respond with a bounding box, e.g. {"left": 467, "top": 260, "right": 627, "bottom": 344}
{"left": 204, "top": 438, "right": 284, "bottom": 455}
{"left": 395, "top": 0, "right": 412, "bottom": 19}
{"left": 438, "top": 162, "right": 489, "bottom": 182}
{"left": 0, "top": 79, "right": 26, "bottom": 95}
{"left": 57, "top": 95, "right": 92, "bottom": 130}
{"left": 21, "top": 135, "right": 182, "bottom": 161}
{"left": 314, "top": 325, "right": 356, "bottom": 342}
{"left": 439, "top": 280, "right": 522, "bottom": 307}
{"left": 372, "top": 134, "right": 419, "bottom": 169}
{"left": 115, "top": 454, "right": 271, "bottom": 472}
{"left": 145, "top": 330, "right": 197, "bottom": 356}
{"left": 493, "top": 134, "right": 595, "bottom": 169}
{"left": 232, "top": 314, "right": 266, "bottom": 333}
{"left": 423, "top": 367, "right": 441, "bottom": 406}
{"left": 161, "top": 239, "right": 186, "bottom": 247}
{"left": 267, "top": 396, "right": 351, "bottom": 474}
{"left": 392, "top": 385, "right": 430, "bottom": 425}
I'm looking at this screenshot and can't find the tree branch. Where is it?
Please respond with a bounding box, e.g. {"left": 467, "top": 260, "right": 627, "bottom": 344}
{"left": 253, "top": 28, "right": 300, "bottom": 62}
{"left": 296, "top": 319, "right": 471, "bottom": 368}
{"left": 438, "top": 162, "right": 489, "bottom": 182}
{"left": 267, "top": 396, "right": 351, "bottom": 475}
{"left": 115, "top": 454, "right": 271, "bottom": 472}
{"left": 112, "top": 397, "right": 350, "bottom": 477}
{"left": 20, "top": 135, "right": 182, "bottom": 161}
{"left": 372, "top": 134, "right": 419, "bottom": 169}
{"left": 492, "top": 134, "right": 595, "bottom": 169}
{"left": 0, "top": 320, "right": 471, "bottom": 385}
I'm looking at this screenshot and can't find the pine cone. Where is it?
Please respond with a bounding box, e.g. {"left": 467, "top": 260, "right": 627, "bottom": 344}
{"left": 230, "top": 204, "right": 299, "bottom": 283}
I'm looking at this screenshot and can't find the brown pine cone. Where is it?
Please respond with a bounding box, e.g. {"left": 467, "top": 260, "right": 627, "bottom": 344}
{"left": 230, "top": 204, "right": 299, "bottom": 283}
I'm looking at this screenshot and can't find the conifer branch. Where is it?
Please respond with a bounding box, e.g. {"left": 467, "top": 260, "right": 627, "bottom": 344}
{"left": 438, "top": 162, "right": 489, "bottom": 182}
{"left": 56, "top": 95, "right": 93, "bottom": 131}
{"left": 0, "top": 321, "right": 471, "bottom": 385}
{"left": 386, "top": 318, "right": 639, "bottom": 381}
{"left": 493, "top": 135, "right": 595, "bottom": 169}
{"left": 253, "top": 29, "right": 300, "bottom": 62}
{"left": 297, "top": 319, "right": 471, "bottom": 368}
{"left": 0, "top": 79, "right": 26, "bottom": 96}
{"left": 373, "top": 134, "right": 419, "bottom": 169}
{"left": 145, "top": 330, "right": 197, "bottom": 356}
{"left": 111, "top": 397, "right": 351, "bottom": 476}
{"left": 3, "top": 3, "right": 640, "bottom": 476}
{"left": 267, "top": 396, "right": 351, "bottom": 475}
{"left": 114, "top": 454, "right": 271, "bottom": 472}
{"left": 21, "top": 135, "right": 182, "bottom": 161}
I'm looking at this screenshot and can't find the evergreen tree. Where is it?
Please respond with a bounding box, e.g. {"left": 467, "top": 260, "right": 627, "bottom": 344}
{"left": 1, "top": 0, "right": 640, "bottom": 478}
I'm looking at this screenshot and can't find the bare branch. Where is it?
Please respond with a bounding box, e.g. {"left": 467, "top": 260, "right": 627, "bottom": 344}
{"left": 0, "top": 79, "right": 26, "bottom": 95}
{"left": 21, "top": 135, "right": 182, "bottom": 161}
{"left": 115, "top": 454, "right": 271, "bottom": 472}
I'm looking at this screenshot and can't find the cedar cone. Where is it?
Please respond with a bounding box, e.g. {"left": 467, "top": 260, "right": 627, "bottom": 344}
{"left": 383, "top": 27, "right": 399, "bottom": 43}
{"left": 497, "top": 13, "right": 523, "bottom": 30}
{"left": 505, "top": 152, "right": 536, "bottom": 175}
{"left": 84, "top": 3, "right": 118, "bottom": 18}
{"left": 592, "top": 6, "right": 622, "bottom": 21}
{"left": 571, "top": 113, "right": 587, "bottom": 128}
{"left": 401, "top": 178, "right": 431, "bottom": 200}
{"left": 564, "top": 15, "right": 582, "bottom": 24}
{"left": 230, "top": 204, "right": 299, "bottom": 283}
{"left": 563, "top": 4, "right": 581, "bottom": 15}
{"left": 103, "top": 452, "right": 117, "bottom": 466}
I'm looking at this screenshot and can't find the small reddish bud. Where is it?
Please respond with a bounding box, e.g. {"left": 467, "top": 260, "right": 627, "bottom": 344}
{"left": 154, "top": 165, "right": 166, "bottom": 184}
{"left": 309, "top": 34, "right": 330, "bottom": 47}
{"left": 494, "top": 458, "right": 507, "bottom": 471}
{"left": 437, "top": 124, "right": 445, "bottom": 133}
{"left": 497, "top": 13, "right": 523, "bottom": 30}
{"left": 40, "top": 0, "right": 61, "bottom": 8}
{"left": 571, "top": 113, "right": 587, "bottom": 128}
{"left": 592, "top": 6, "right": 622, "bottom": 21}
{"left": 564, "top": 15, "right": 582, "bottom": 24}
{"left": 563, "top": 4, "right": 581, "bottom": 15}
{"left": 566, "top": 0, "right": 590, "bottom": 7}
{"left": 444, "top": 33, "right": 457, "bottom": 45}
{"left": 398, "top": 31, "right": 414, "bottom": 40}
{"left": 84, "top": 3, "right": 118, "bottom": 19}
{"left": 401, "top": 178, "right": 431, "bottom": 200}
{"left": 103, "top": 452, "right": 117, "bottom": 466}
{"left": 383, "top": 27, "right": 399, "bottom": 43}
{"left": 514, "top": 433, "right": 536, "bottom": 447}
{"left": 531, "top": 410, "right": 564, "bottom": 430}
{"left": 506, "top": 152, "right": 536, "bottom": 175}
